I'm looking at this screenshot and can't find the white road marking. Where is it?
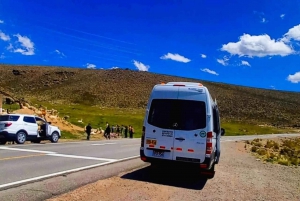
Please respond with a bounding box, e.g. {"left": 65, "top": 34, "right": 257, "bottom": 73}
{"left": 0, "top": 155, "right": 140, "bottom": 190}
{"left": 46, "top": 153, "right": 117, "bottom": 162}
{"left": 91, "top": 143, "right": 117, "bottom": 146}
{"left": 0, "top": 147, "right": 56, "bottom": 154}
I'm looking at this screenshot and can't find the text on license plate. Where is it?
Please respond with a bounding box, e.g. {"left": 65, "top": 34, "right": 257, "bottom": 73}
{"left": 152, "top": 150, "right": 164, "bottom": 157}
{"left": 146, "top": 139, "right": 156, "bottom": 145}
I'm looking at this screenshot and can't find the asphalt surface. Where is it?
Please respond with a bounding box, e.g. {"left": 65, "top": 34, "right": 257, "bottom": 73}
{"left": 0, "top": 133, "right": 299, "bottom": 200}
{"left": 0, "top": 138, "right": 141, "bottom": 189}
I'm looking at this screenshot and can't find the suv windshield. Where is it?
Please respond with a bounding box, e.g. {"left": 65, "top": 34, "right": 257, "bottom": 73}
{"left": 0, "top": 115, "right": 20, "bottom": 121}
{"left": 147, "top": 99, "right": 206, "bottom": 130}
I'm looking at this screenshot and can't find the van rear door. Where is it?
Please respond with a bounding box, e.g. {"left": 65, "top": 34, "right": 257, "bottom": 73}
{"left": 144, "top": 86, "right": 179, "bottom": 160}
{"left": 172, "top": 87, "right": 207, "bottom": 163}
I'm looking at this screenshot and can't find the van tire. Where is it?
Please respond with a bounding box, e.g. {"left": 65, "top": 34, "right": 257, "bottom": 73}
{"left": 0, "top": 140, "right": 7, "bottom": 145}
{"left": 215, "top": 150, "right": 220, "bottom": 164}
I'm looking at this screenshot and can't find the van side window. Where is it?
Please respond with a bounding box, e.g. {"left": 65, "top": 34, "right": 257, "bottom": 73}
{"left": 213, "top": 107, "right": 220, "bottom": 133}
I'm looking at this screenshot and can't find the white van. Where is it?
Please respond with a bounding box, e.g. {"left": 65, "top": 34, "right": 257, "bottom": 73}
{"left": 140, "top": 82, "right": 225, "bottom": 175}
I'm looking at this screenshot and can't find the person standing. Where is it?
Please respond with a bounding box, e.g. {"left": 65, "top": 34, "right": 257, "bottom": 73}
{"left": 124, "top": 126, "right": 128, "bottom": 138}
{"left": 129, "top": 125, "right": 134, "bottom": 138}
{"left": 85, "top": 123, "right": 92, "bottom": 140}
{"left": 104, "top": 122, "right": 111, "bottom": 140}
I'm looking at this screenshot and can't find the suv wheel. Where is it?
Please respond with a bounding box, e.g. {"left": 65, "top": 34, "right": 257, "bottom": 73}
{"left": 16, "top": 131, "right": 27, "bottom": 144}
{"left": 50, "top": 132, "right": 59, "bottom": 143}
{"left": 0, "top": 140, "right": 7, "bottom": 145}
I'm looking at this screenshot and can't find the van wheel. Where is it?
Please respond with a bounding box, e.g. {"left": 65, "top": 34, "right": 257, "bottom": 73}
{"left": 50, "top": 132, "right": 59, "bottom": 143}
{"left": 16, "top": 131, "right": 27, "bottom": 144}
{"left": 0, "top": 140, "right": 7, "bottom": 145}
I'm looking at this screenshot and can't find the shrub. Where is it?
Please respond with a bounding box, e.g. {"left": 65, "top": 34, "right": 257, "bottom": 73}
{"left": 278, "top": 158, "right": 290, "bottom": 166}
{"left": 251, "top": 146, "right": 258, "bottom": 152}
{"left": 257, "top": 148, "right": 267, "bottom": 155}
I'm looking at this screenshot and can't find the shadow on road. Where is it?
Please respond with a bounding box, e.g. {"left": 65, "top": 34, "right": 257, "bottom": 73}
{"left": 121, "top": 165, "right": 209, "bottom": 190}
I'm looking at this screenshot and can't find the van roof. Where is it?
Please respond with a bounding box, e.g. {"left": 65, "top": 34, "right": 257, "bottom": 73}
{"left": 161, "top": 82, "right": 204, "bottom": 87}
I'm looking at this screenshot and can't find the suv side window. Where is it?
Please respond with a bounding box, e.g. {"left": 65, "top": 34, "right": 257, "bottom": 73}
{"left": 23, "top": 116, "right": 36, "bottom": 124}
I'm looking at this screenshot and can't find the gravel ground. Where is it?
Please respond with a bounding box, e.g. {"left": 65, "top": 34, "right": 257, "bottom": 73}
{"left": 47, "top": 140, "right": 300, "bottom": 201}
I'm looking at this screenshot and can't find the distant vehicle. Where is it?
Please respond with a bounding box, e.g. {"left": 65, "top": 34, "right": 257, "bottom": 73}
{"left": 0, "top": 114, "right": 61, "bottom": 145}
{"left": 140, "top": 82, "right": 225, "bottom": 176}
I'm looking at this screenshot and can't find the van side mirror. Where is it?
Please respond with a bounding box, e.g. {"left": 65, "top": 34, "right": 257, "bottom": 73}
{"left": 221, "top": 128, "right": 225, "bottom": 136}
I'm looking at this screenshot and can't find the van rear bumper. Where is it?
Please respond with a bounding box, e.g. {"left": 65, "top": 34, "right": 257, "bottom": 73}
{"left": 140, "top": 148, "right": 213, "bottom": 170}
{"left": 0, "top": 131, "right": 15, "bottom": 141}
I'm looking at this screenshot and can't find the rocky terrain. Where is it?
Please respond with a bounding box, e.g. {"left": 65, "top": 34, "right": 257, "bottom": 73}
{"left": 0, "top": 64, "right": 300, "bottom": 126}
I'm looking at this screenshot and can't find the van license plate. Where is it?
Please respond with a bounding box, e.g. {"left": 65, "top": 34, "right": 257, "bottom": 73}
{"left": 152, "top": 150, "right": 164, "bottom": 157}
{"left": 146, "top": 139, "right": 156, "bottom": 145}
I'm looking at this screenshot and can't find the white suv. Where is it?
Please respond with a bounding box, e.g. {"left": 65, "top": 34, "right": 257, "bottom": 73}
{"left": 0, "top": 114, "right": 61, "bottom": 145}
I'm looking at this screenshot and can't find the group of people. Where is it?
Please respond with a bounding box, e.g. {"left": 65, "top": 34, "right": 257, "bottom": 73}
{"left": 84, "top": 122, "right": 135, "bottom": 140}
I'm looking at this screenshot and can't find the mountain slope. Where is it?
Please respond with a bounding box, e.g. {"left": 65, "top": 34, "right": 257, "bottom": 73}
{"left": 0, "top": 64, "right": 299, "bottom": 126}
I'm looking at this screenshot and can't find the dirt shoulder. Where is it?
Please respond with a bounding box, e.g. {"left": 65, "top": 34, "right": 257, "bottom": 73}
{"left": 47, "top": 140, "right": 300, "bottom": 201}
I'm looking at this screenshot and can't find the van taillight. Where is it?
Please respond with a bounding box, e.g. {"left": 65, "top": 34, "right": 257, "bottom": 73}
{"left": 141, "top": 126, "right": 145, "bottom": 147}
{"left": 206, "top": 131, "right": 213, "bottom": 155}
{"left": 5, "top": 122, "right": 12, "bottom": 127}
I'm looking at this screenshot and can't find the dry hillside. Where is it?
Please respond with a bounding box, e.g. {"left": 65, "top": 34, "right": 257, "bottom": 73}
{"left": 0, "top": 64, "right": 300, "bottom": 126}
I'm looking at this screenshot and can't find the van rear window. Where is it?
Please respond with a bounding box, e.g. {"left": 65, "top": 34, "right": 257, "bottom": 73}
{"left": 0, "top": 115, "right": 20, "bottom": 121}
{"left": 147, "top": 99, "right": 206, "bottom": 130}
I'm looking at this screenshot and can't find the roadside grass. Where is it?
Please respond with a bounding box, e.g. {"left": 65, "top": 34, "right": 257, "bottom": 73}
{"left": 245, "top": 137, "right": 300, "bottom": 166}
{"left": 221, "top": 121, "right": 297, "bottom": 136}
{"left": 2, "top": 103, "right": 20, "bottom": 112}
{"left": 61, "top": 130, "right": 83, "bottom": 140}
{"left": 35, "top": 102, "right": 145, "bottom": 138}
{"left": 5, "top": 101, "right": 297, "bottom": 139}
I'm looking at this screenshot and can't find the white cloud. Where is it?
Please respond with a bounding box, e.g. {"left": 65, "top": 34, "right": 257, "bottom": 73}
{"left": 282, "top": 24, "right": 300, "bottom": 42}
{"left": 201, "top": 54, "right": 207, "bottom": 58}
{"left": 221, "top": 34, "right": 293, "bottom": 57}
{"left": 270, "top": 85, "right": 276, "bottom": 90}
{"left": 110, "top": 66, "right": 119, "bottom": 69}
{"left": 261, "top": 18, "right": 267, "bottom": 23}
{"left": 55, "top": 49, "right": 66, "bottom": 57}
{"left": 217, "top": 56, "right": 229, "bottom": 66}
{"left": 201, "top": 68, "right": 219, "bottom": 76}
{"left": 7, "top": 43, "right": 13, "bottom": 51}
{"left": 0, "top": 20, "right": 3, "bottom": 24}
{"left": 160, "top": 53, "right": 191, "bottom": 63}
{"left": 0, "top": 30, "right": 10, "bottom": 41}
{"left": 241, "top": 60, "right": 251, "bottom": 67}
{"left": 280, "top": 14, "right": 285, "bottom": 19}
{"left": 287, "top": 71, "right": 300, "bottom": 83}
{"left": 133, "top": 60, "right": 150, "bottom": 71}
{"left": 0, "top": 53, "right": 5, "bottom": 59}
{"left": 86, "top": 63, "right": 96, "bottom": 69}
{"left": 11, "top": 34, "right": 35, "bottom": 55}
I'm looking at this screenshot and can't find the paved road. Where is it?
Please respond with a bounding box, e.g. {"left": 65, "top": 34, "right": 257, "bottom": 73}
{"left": 0, "top": 133, "right": 299, "bottom": 191}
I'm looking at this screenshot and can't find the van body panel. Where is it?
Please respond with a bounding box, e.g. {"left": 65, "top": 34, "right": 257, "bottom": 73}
{"left": 141, "top": 82, "right": 223, "bottom": 168}
{"left": 172, "top": 86, "right": 208, "bottom": 163}
{"left": 142, "top": 85, "right": 179, "bottom": 160}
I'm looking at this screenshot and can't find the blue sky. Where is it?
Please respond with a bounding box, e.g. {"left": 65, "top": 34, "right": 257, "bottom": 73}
{"left": 0, "top": 0, "right": 300, "bottom": 92}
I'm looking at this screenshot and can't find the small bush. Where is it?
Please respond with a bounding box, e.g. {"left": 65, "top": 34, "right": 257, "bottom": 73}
{"left": 257, "top": 148, "right": 267, "bottom": 155}
{"left": 251, "top": 146, "right": 258, "bottom": 152}
{"left": 278, "top": 158, "right": 290, "bottom": 166}
{"left": 290, "top": 158, "right": 299, "bottom": 166}
{"left": 253, "top": 138, "right": 260, "bottom": 142}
